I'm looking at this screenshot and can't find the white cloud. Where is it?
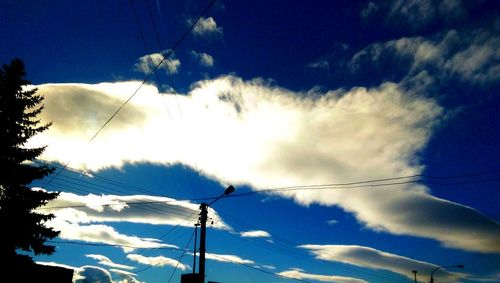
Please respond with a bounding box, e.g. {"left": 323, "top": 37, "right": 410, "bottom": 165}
{"left": 360, "top": 1, "right": 379, "bottom": 19}
{"left": 127, "top": 254, "right": 190, "bottom": 270}
{"left": 306, "top": 59, "right": 330, "bottom": 70}
{"left": 389, "top": 0, "right": 435, "bottom": 27}
{"left": 36, "top": 261, "right": 83, "bottom": 272}
{"left": 86, "top": 254, "right": 135, "bottom": 270}
{"left": 300, "top": 245, "right": 466, "bottom": 283}
{"left": 109, "top": 268, "right": 137, "bottom": 277}
{"left": 40, "top": 263, "right": 141, "bottom": 283}
{"left": 111, "top": 269, "right": 141, "bottom": 283}
{"left": 29, "top": 76, "right": 500, "bottom": 253}
{"left": 74, "top": 265, "right": 113, "bottom": 283}
{"left": 350, "top": 29, "right": 500, "bottom": 84}
{"left": 278, "top": 269, "right": 368, "bottom": 283}
{"left": 202, "top": 252, "right": 255, "bottom": 265}
{"left": 48, "top": 217, "right": 176, "bottom": 252}
{"left": 240, "top": 230, "right": 271, "bottom": 238}
{"left": 42, "top": 192, "right": 227, "bottom": 229}
{"left": 192, "top": 17, "right": 222, "bottom": 36}
{"left": 191, "top": 50, "right": 215, "bottom": 67}
{"left": 388, "top": 0, "right": 466, "bottom": 28}
{"left": 135, "top": 51, "right": 180, "bottom": 75}
{"left": 326, "top": 219, "right": 338, "bottom": 225}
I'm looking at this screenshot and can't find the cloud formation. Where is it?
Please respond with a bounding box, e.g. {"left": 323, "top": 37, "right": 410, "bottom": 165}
{"left": 278, "top": 268, "right": 368, "bottom": 283}
{"left": 40, "top": 191, "right": 228, "bottom": 253}
{"left": 86, "top": 254, "right": 135, "bottom": 270}
{"left": 350, "top": 28, "right": 500, "bottom": 84}
{"left": 300, "top": 245, "right": 466, "bottom": 282}
{"left": 110, "top": 269, "right": 141, "bottom": 283}
{"left": 74, "top": 265, "right": 113, "bottom": 283}
{"left": 326, "top": 219, "right": 338, "bottom": 225}
{"left": 127, "top": 254, "right": 190, "bottom": 270}
{"left": 192, "top": 17, "right": 222, "bottom": 36}
{"left": 191, "top": 50, "right": 215, "bottom": 67}
{"left": 135, "top": 51, "right": 180, "bottom": 75}
{"left": 49, "top": 217, "right": 175, "bottom": 252}
{"left": 202, "top": 252, "right": 255, "bottom": 265}
{"left": 388, "top": 0, "right": 466, "bottom": 28}
{"left": 240, "top": 230, "right": 271, "bottom": 238}
{"left": 43, "top": 192, "right": 227, "bottom": 229}
{"left": 30, "top": 76, "right": 500, "bottom": 252}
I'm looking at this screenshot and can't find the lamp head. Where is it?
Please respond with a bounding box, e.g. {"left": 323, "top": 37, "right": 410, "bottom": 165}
{"left": 224, "top": 185, "right": 235, "bottom": 195}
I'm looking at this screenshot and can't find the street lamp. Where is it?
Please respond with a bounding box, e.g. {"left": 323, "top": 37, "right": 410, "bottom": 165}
{"left": 430, "top": 264, "right": 463, "bottom": 283}
{"left": 412, "top": 270, "right": 418, "bottom": 283}
{"left": 199, "top": 185, "right": 235, "bottom": 281}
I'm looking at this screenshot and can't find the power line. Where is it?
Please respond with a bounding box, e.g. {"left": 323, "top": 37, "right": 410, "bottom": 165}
{"left": 34, "top": 160, "right": 168, "bottom": 196}
{"left": 44, "top": 0, "right": 218, "bottom": 190}
{"left": 116, "top": 211, "right": 199, "bottom": 270}
{"left": 217, "top": 211, "right": 402, "bottom": 282}
{"left": 167, "top": 229, "right": 195, "bottom": 283}
{"left": 207, "top": 253, "right": 313, "bottom": 283}
{"left": 47, "top": 240, "right": 186, "bottom": 252}
{"left": 129, "top": 0, "right": 207, "bottom": 199}
{"left": 227, "top": 175, "right": 500, "bottom": 198}
{"left": 88, "top": 0, "right": 217, "bottom": 144}
{"left": 36, "top": 171, "right": 500, "bottom": 210}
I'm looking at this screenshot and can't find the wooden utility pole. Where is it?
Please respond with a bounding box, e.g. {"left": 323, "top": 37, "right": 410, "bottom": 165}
{"left": 199, "top": 203, "right": 208, "bottom": 280}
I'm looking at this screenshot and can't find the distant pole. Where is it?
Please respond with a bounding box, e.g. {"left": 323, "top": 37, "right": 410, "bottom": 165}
{"left": 193, "top": 224, "right": 199, "bottom": 274}
{"left": 412, "top": 270, "right": 418, "bottom": 283}
{"left": 430, "top": 264, "right": 463, "bottom": 283}
{"left": 199, "top": 203, "right": 208, "bottom": 282}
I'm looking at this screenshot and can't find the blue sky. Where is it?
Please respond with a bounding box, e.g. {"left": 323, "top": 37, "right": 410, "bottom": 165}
{"left": 1, "top": 0, "right": 500, "bottom": 282}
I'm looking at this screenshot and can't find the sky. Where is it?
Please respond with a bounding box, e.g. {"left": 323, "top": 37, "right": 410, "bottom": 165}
{"left": 1, "top": 0, "right": 500, "bottom": 282}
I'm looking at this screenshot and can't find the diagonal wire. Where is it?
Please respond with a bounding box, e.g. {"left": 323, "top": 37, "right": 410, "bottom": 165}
{"left": 44, "top": 0, "right": 218, "bottom": 187}
{"left": 167, "top": 229, "right": 196, "bottom": 283}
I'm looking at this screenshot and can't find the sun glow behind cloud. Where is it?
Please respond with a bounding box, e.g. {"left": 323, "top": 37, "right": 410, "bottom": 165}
{"left": 29, "top": 76, "right": 500, "bottom": 253}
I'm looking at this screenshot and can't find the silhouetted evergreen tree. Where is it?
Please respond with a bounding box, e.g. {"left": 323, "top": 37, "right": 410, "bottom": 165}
{"left": 0, "top": 59, "right": 59, "bottom": 267}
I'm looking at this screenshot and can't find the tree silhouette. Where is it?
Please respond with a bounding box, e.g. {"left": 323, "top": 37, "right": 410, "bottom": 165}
{"left": 0, "top": 59, "right": 59, "bottom": 267}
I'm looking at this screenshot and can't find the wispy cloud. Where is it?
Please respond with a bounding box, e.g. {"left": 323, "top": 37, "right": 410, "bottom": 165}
{"left": 192, "top": 16, "right": 222, "bottom": 37}
{"left": 388, "top": 0, "right": 466, "bottom": 29}
{"left": 109, "top": 268, "right": 137, "bottom": 277}
{"left": 306, "top": 59, "right": 330, "bottom": 70}
{"left": 36, "top": 261, "right": 83, "bottom": 272}
{"left": 278, "top": 268, "right": 368, "bottom": 283}
{"left": 127, "top": 254, "right": 190, "bottom": 270}
{"left": 109, "top": 268, "right": 140, "bottom": 283}
{"left": 326, "top": 219, "right": 338, "bottom": 225}
{"left": 74, "top": 265, "right": 113, "bottom": 283}
{"left": 350, "top": 28, "right": 500, "bottom": 84}
{"left": 191, "top": 50, "right": 215, "bottom": 67}
{"left": 48, "top": 217, "right": 176, "bottom": 252}
{"left": 300, "top": 245, "right": 466, "bottom": 282}
{"left": 202, "top": 252, "right": 255, "bottom": 265}
{"left": 240, "top": 230, "right": 271, "bottom": 238}
{"left": 135, "top": 51, "right": 180, "bottom": 75}
{"left": 360, "top": 1, "right": 379, "bottom": 19}
{"left": 30, "top": 76, "right": 500, "bottom": 253}
{"left": 86, "top": 254, "right": 135, "bottom": 270}
{"left": 42, "top": 192, "right": 227, "bottom": 229}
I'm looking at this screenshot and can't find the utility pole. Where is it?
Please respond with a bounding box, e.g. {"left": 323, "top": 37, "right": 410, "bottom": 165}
{"left": 182, "top": 186, "right": 235, "bottom": 283}
{"left": 199, "top": 203, "right": 208, "bottom": 280}
{"left": 430, "top": 265, "right": 463, "bottom": 283}
{"left": 193, "top": 224, "right": 199, "bottom": 274}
